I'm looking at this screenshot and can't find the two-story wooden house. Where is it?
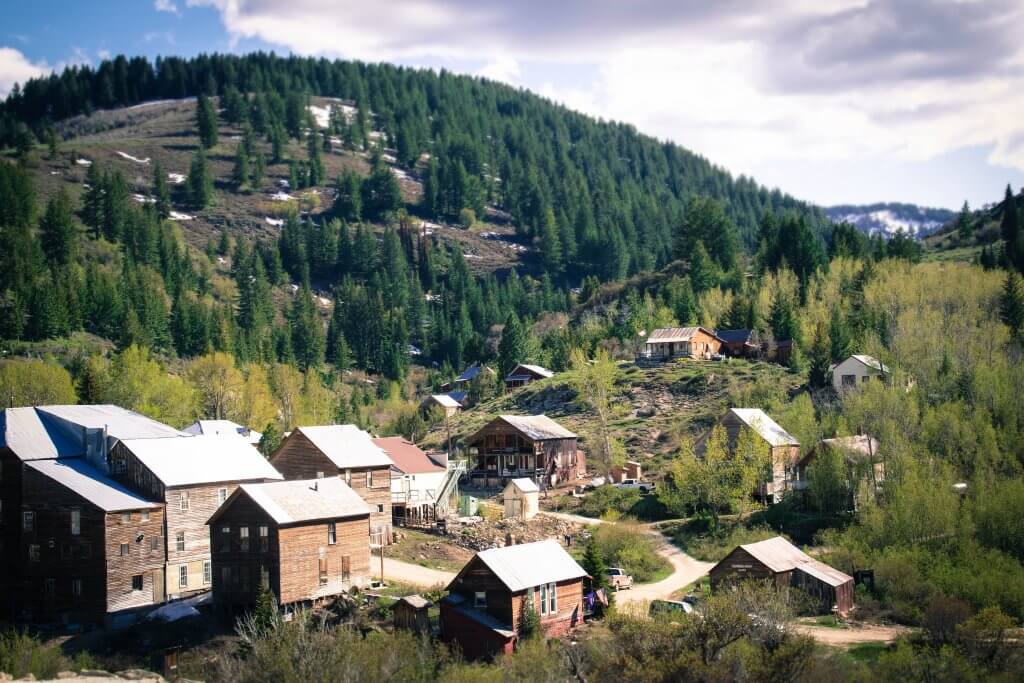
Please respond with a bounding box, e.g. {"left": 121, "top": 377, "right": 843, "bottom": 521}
{"left": 207, "top": 477, "right": 371, "bottom": 610}
{"left": 466, "top": 415, "right": 584, "bottom": 488}
{"left": 110, "top": 435, "right": 283, "bottom": 600}
{"left": 440, "top": 540, "right": 588, "bottom": 659}
{"left": 373, "top": 436, "right": 456, "bottom": 524}
{"left": 503, "top": 364, "right": 554, "bottom": 391}
{"left": 271, "top": 425, "right": 393, "bottom": 544}
{"left": 710, "top": 408, "right": 801, "bottom": 503}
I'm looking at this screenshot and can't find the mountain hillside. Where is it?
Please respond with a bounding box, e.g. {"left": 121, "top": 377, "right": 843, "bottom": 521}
{"left": 824, "top": 202, "right": 954, "bottom": 239}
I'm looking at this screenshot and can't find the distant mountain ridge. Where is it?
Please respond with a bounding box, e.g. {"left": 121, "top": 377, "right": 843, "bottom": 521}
{"left": 824, "top": 202, "right": 954, "bottom": 239}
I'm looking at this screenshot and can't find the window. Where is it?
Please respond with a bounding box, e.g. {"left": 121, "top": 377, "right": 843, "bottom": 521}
{"left": 316, "top": 471, "right": 325, "bottom": 479}
{"left": 141, "top": 510, "right": 150, "bottom": 522}
{"left": 150, "top": 536, "right": 160, "bottom": 552}
{"left": 132, "top": 574, "right": 144, "bottom": 591}
{"left": 28, "top": 544, "right": 40, "bottom": 562}
{"left": 70, "top": 509, "right": 81, "bottom": 536}
{"left": 71, "top": 578, "right": 82, "bottom": 597}
{"left": 22, "top": 511, "right": 34, "bottom": 532}
{"left": 80, "top": 542, "right": 92, "bottom": 559}
{"left": 175, "top": 532, "right": 185, "bottom": 552}
{"left": 540, "top": 583, "right": 548, "bottom": 615}
{"left": 120, "top": 543, "right": 130, "bottom": 556}
{"left": 367, "top": 470, "right": 373, "bottom": 487}
{"left": 203, "top": 561, "right": 211, "bottom": 585}
{"left": 474, "top": 591, "right": 487, "bottom": 608}
{"left": 179, "top": 492, "right": 190, "bottom": 511}
{"left": 548, "top": 581, "right": 557, "bottom": 614}
{"left": 178, "top": 565, "right": 188, "bottom": 588}
{"left": 111, "top": 454, "right": 127, "bottom": 474}
{"left": 841, "top": 374, "right": 856, "bottom": 387}
{"left": 377, "top": 504, "right": 384, "bottom": 513}
{"left": 44, "top": 578, "right": 56, "bottom": 596}
{"left": 239, "top": 526, "right": 250, "bottom": 552}
{"left": 259, "top": 525, "right": 269, "bottom": 552}
{"left": 318, "top": 558, "right": 328, "bottom": 585}
{"left": 217, "top": 488, "right": 227, "bottom": 505}
{"left": 219, "top": 525, "right": 231, "bottom": 553}
{"left": 327, "top": 522, "right": 336, "bottom": 545}
{"left": 121, "top": 511, "right": 131, "bottom": 523}
{"left": 342, "top": 555, "right": 351, "bottom": 582}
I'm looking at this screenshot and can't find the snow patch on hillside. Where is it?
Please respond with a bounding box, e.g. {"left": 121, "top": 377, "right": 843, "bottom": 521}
{"left": 825, "top": 203, "right": 954, "bottom": 239}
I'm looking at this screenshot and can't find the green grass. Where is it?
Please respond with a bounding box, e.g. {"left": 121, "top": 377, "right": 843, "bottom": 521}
{"left": 815, "top": 615, "right": 842, "bottom": 628}
{"left": 845, "top": 642, "right": 889, "bottom": 663}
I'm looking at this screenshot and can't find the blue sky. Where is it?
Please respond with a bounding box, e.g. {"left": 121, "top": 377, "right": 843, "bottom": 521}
{"left": 3, "top": 0, "right": 1023, "bottom": 210}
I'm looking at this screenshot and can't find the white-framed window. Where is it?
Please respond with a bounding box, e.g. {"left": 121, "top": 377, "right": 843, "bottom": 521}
{"left": 316, "top": 471, "right": 325, "bottom": 479}
{"left": 259, "top": 525, "right": 269, "bottom": 552}
{"left": 178, "top": 565, "right": 188, "bottom": 588}
{"left": 150, "top": 536, "right": 160, "bottom": 552}
{"left": 22, "top": 510, "right": 34, "bottom": 532}
{"left": 179, "top": 491, "right": 190, "bottom": 511}
{"left": 539, "top": 582, "right": 557, "bottom": 615}
{"left": 239, "top": 526, "right": 250, "bottom": 552}
{"left": 345, "top": 469, "right": 351, "bottom": 484}
{"left": 176, "top": 531, "right": 185, "bottom": 552}
{"left": 203, "top": 561, "right": 212, "bottom": 585}
{"left": 121, "top": 511, "right": 131, "bottom": 523}
{"left": 539, "top": 583, "right": 548, "bottom": 615}
{"left": 474, "top": 591, "right": 487, "bottom": 608}
{"left": 327, "top": 522, "right": 336, "bottom": 545}
{"left": 70, "top": 509, "right": 81, "bottom": 536}
{"left": 141, "top": 510, "right": 150, "bottom": 522}
{"left": 218, "top": 488, "right": 227, "bottom": 505}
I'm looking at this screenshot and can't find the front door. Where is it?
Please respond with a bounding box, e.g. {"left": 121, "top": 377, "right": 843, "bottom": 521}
{"left": 153, "top": 568, "right": 165, "bottom": 603}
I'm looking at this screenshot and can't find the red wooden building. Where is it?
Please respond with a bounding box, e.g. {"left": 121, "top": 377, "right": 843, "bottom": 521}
{"left": 440, "top": 539, "right": 588, "bottom": 659}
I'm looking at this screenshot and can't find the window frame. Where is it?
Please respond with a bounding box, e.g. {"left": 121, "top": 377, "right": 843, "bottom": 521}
{"left": 178, "top": 564, "right": 188, "bottom": 588}
{"left": 132, "top": 574, "right": 144, "bottom": 592}
{"left": 71, "top": 577, "right": 83, "bottom": 597}
{"left": 175, "top": 531, "right": 185, "bottom": 552}
{"left": 327, "top": 522, "right": 337, "bottom": 545}
{"left": 179, "top": 491, "right": 190, "bottom": 511}
{"left": 259, "top": 524, "right": 269, "bottom": 552}
{"left": 22, "top": 510, "right": 34, "bottom": 532}
{"left": 120, "top": 543, "right": 130, "bottom": 557}
{"left": 217, "top": 488, "right": 227, "bottom": 505}
{"left": 70, "top": 509, "right": 81, "bottom": 536}
{"left": 474, "top": 591, "right": 487, "bottom": 609}
{"left": 203, "top": 560, "right": 212, "bottom": 585}
{"left": 239, "top": 525, "right": 250, "bottom": 552}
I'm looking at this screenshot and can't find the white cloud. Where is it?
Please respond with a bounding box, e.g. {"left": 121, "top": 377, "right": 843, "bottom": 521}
{"left": 0, "top": 46, "right": 50, "bottom": 98}
{"left": 477, "top": 57, "right": 520, "bottom": 85}
{"left": 155, "top": 0, "right": 180, "bottom": 15}
{"left": 97, "top": 49, "right": 112, "bottom": 61}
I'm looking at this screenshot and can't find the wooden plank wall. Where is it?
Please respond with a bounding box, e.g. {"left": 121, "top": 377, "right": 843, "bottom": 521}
{"left": 278, "top": 516, "right": 371, "bottom": 604}
{"left": 164, "top": 482, "right": 239, "bottom": 597}
{"left": 104, "top": 508, "right": 166, "bottom": 613}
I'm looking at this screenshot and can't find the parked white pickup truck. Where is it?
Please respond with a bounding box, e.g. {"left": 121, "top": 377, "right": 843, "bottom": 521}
{"left": 606, "top": 567, "right": 634, "bottom": 591}
{"left": 614, "top": 478, "right": 654, "bottom": 494}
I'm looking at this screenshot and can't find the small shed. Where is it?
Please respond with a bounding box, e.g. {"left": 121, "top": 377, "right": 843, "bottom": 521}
{"left": 422, "top": 394, "right": 462, "bottom": 418}
{"left": 609, "top": 460, "right": 642, "bottom": 484}
{"left": 503, "top": 478, "right": 539, "bottom": 520}
{"left": 394, "top": 594, "right": 433, "bottom": 633}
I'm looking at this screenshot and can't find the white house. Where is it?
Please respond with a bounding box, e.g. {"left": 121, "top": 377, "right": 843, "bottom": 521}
{"left": 502, "top": 477, "right": 539, "bottom": 520}
{"left": 831, "top": 355, "right": 891, "bottom": 394}
{"left": 373, "top": 436, "right": 452, "bottom": 524}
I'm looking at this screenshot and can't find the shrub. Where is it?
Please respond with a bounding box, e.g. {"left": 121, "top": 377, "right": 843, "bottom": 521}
{"left": 0, "top": 629, "right": 71, "bottom": 680}
{"left": 592, "top": 520, "right": 670, "bottom": 583}
{"left": 577, "top": 485, "right": 641, "bottom": 518}
{"left": 673, "top": 520, "right": 779, "bottom": 562}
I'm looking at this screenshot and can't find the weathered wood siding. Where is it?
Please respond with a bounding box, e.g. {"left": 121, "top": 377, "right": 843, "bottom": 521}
{"left": 448, "top": 556, "right": 516, "bottom": 626}
{"left": 0, "top": 450, "right": 23, "bottom": 613}
{"left": 269, "top": 431, "right": 338, "bottom": 480}
{"left": 709, "top": 547, "right": 784, "bottom": 588}
{"left": 164, "top": 483, "right": 238, "bottom": 597}
{"left": 719, "top": 413, "right": 800, "bottom": 502}
{"left": 104, "top": 508, "right": 166, "bottom": 614}
{"left": 510, "top": 578, "right": 584, "bottom": 637}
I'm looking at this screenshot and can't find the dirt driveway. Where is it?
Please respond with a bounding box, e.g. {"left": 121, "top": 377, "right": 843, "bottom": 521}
{"left": 794, "top": 623, "right": 912, "bottom": 646}
{"left": 381, "top": 557, "right": 456, "bottom": 589}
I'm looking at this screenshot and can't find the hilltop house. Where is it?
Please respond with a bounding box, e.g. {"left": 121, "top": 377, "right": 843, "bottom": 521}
{"left": 440, "top": 365, "right": 496, "bottom": 396}
{"left": 715, "top": 329, "right": 759, "bottom": 358}
{"left": 831, "top": 354, "right": 890, "bottom": 393}
{"left": 184, "top": 419, "right": 262, "bottom": 447}
{"left": 794, "top": 435, "right": 883, "bottom": 510}
{"left": 640, "top": 327, "right": 723, "bottom": 362}
{"left": 109, "top": 435, "right": 283, "bottom": 600}
{"left": 710, "top": 536, "right": 854, "bottom": 616}
{"left": 466, "top": 415, "right": 584, "bottom": 488}
{"left": 271, "top": 425, "right": 394, "bottom": 544}
{"left": 373, "top": 436, "right": 459, "bottom": 524}
{"left": 440, "top": 540, "right": 588, "bottom": 659}
{"left": 1, "top": 404, "right": 183, "bottom": 623}
{"left": 503, "top": 364, "right": 554, "bottom": 391}
{"left": 207, "top": 477, "right": 371, "bottom": 610}
{"left": 711, "top": 408, "right": 800, "bottom": 503}
{"left": 421, "top": 393, "right": 462, "bottom": 418}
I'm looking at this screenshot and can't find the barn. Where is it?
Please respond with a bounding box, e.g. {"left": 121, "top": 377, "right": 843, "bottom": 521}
{"left": 710, "top": 536, "right": 854, "bottom": 616}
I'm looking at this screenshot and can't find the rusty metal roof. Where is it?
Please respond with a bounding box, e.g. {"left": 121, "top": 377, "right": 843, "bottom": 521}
{"left": 738, "top": 537, "right": 852, "bottom": 587}
{"left": 499, "top": 414, "right": 576, "bottom": 440}
{"left": 373, "top": 436, "right": 445, "bottom": 474}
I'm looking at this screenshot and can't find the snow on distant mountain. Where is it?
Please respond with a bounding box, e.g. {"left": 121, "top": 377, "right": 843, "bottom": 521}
{"left": 824, "top": 202, "right": 954, "bottom": 239}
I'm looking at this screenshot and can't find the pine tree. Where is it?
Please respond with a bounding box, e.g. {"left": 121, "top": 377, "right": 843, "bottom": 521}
{"left": 497, "top": 312, "right": 528, "bottom": 377}
{"left": 808, "top": 322, "right": 832, "bottom": 389}
{"left": 539, "top": 207, "right": 563, "bottom": 275}
{"left": 39, "top": 189, "right": 78, "bottom": 266}
{"left": 188, "top": 147, "right": 214, "bottom": 209}
{"left": 828, "top": 306, "right": 852, "bottom": 362}
{"left": 334, "top": 170, "right": 362, "bottom": 222}
{"left": 957, "top": 200, "right": 973, "bottom": 240}
{"left": 232, "top": 143, "right": 249, "bottom": 191}
{"left": 82, "top": 164, "right": 105, "bottom": 238}
{"left": 1000, "top": 271, "right": 1024, "bottom": 341}
{"left": 152, "top": 160, "right": 171, "bottom": 220}
{"left": 307, "top": 130, "right": 324, "bottom": 187}
{"left": 196, "top": 94, "right": 219, "bottom": 149}
{"left": 688, "top": 240, "right": 717, "bottom": 294}
{"left": 252, "top": 151, "right": 266, "bottom": 191}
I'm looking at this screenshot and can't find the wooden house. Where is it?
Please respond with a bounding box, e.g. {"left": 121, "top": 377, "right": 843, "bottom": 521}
{"left": 207, "top": 477, "right": 371, "bottom": 609}
{"left": 374, "top": 436, "right": 458, "bottom": 523}
{"left": 503, "top": 364, "right": 554, "bottom": 391}
{"left": 710, "top": 536, "right": 854, "bottom": 616}
{"left": 793, "top": 435, "right": 883, "bottom": 510}
{"left": 440, "top": 540, "right": 588, "bottom": 659}
{"left": 271, "top": 425, "right": 394, "bottom": 544}
{"left": 502, "top": 478, "right": 539, "bottom": 520}
{"left": 421, "top": 394, "right": 462, "bottom": 418}
{"left": 110, "top": 435, "right": 283, "bottom": 600}
{"left": 19, "top": 458, "right": 164, "bottom": 627}
{"left": 715, "top": 329, "right": 759, "bottom": 358}
{"left": 394, "top": 594, "right": 433, "bottom": 633}
{"left": 1, "top": 405, "right": 182, "bottom": 622}
{"left": 609, "top": 460, "right": 642, "bottom": 484}
{"left": 440, "top": 365, "right": 495, "bottom": 396}
{"left": 183, "top": 419, "right": 262, "bottom": 447}
{"left": 713, "top": 408, "right": 800, "bottom": 503}
{"left": 831, "top": 355, "right": 890, "bottom": 394}
{"left": 466, "top": 415, "right": 584, "bottom": 488}
{"left": 640, "top": 327, "right": 723, "bottom": 362}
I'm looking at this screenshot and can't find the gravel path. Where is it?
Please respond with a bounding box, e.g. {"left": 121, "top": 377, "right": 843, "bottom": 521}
{"left": 794, "top": 623, "right": 911, "bottom": 646}
{"left": 381, "top": 557, "right": 455, "bottom": 589}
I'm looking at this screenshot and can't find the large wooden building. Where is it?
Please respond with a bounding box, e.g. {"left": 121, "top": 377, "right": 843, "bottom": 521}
{"left": 466, "top": 415, "right": 584, "bottom": 488}
{"left": 710, "top": 536, "right": 854, "bottom": 616}
{"left": 440, "top": 540, "right": 588, "bottom": 659}
{"left": 373, "top": 436, "right": 458, "bottom": 523}
{"left": 640, "top": 327, "right": 723, "bottom": 362}
{"left": 271, "top": 425, "right": 393, "bottom": 544}
{"left": 713, "top": 408, "right": 800, "bottom": 503}
{"left": 110, "top": 434, "right": 283, "bottom": 600}
{"left": 207, "top": 477, "right": 372, "bottom": 609}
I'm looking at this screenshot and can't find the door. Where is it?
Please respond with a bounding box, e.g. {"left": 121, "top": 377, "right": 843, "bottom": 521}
{"left": 153, "top": 568, "right": 165, "bottom": 603}
{"left": 341, "top": 555, "right": 351, "bottom": 583}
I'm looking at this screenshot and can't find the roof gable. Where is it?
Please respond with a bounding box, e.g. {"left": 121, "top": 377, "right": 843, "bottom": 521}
{"left": 297, "top": 425, "right": 393, "bottom": 469}
{"left": 728, "top": 408, "right": 799, "bottom": 447}
{"left": 506, "top": 364, "right": 554, "bottom": 380}
{"left": 27, "top": 458, "right": 161, "bottom": 512}
{"left": 451, "top": 539, "right": 588, "bottom": 592}
{"left": 120, "top": 435, "right": 283, "bottom": 487}
{"left": 219, "top": 477, "right": 370, "bottom": 526}
{"left": 734, "top": 536, "right": 852, "bottom": 587}
{"left": 373, "top": 436, "right": 444, "bottom": 474}
{"left": 498, "top": 414, "right": 576, "bottom": 441}
{"left": 505, "top": 477, "right": 539, "bottom": 493}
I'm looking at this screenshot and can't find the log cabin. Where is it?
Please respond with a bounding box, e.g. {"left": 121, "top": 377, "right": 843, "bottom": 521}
{"left": 640, "top": 327, "right": 724, "bottom": 362}
{"left": 710, "top": 536, "right": 854, "bottom": 616}
{"left": 466, "top": 415, "right": 584, "bottom": 488}
{"left": 710, "top": 408, "right": 800, "bottom": 503}
{"left": 207, "top": 477, "right": 372, "bottom": 610}
{"left": 270, "top": 425, "right": 393, "bottom": 544}
{"left": 19, "top": 458, "right": 164, "bottom": 627}
{"left": 440, "top": 540, "right": 588, "bottom": 659}
{"left": 109, "top": 435, "right": 283, "bottom": 600}
{"left": 503, "top": 363, "right": 554, "bottom": 391}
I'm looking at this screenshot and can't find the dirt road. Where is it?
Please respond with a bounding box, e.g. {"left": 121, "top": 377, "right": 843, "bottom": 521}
{"left": 381, "top": 557, "right": 455, "bottom": 589}
{"left": 794, "top": 623, "right": 911, "bottom": 646}
{"left": 616, "top": 533, "right": 715, "bottom": 605}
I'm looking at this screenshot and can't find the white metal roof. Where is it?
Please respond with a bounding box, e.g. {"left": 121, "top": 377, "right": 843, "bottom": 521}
{"left": 738, "top": 537, "right": 851, "bottom": 587}
{"left": 850, "top": 354, "right": 891, "bottom": 374}
{"left": 498, "top": 415, "right": 577, "bottom": 441}
{"left": 728, "top": 408, "right": 799, "bottom": 447}
{"left": 297, "top": 425, "right": 393, "bottom": 469}
{"left": 184, "top": 419, "right": 262, "bottom": 445}
{"left": 506, "top": 477, "right": 539, "bottom": 494}
{"left": 26, "top": 458, "right": 160, "bottom": 512}
{"left": 231, "top": 477, "right": 370, "bottom": 525}
{"left": 120, "top": 435, "right": 283, "bottom": 487}
{"left": 507, "top": 364, "right": 554, "bottom": 380}
{"left": 469, "top": 539, "right": 588, "bottom": 592}
{"left": 0, "top": 407, "right": 81, "bottom": 460}
{"left": 428, "top": 394, "right": 461, "bottom": 409}
{"left": 37, "top": 404, "right": 184, "bottom": 441}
